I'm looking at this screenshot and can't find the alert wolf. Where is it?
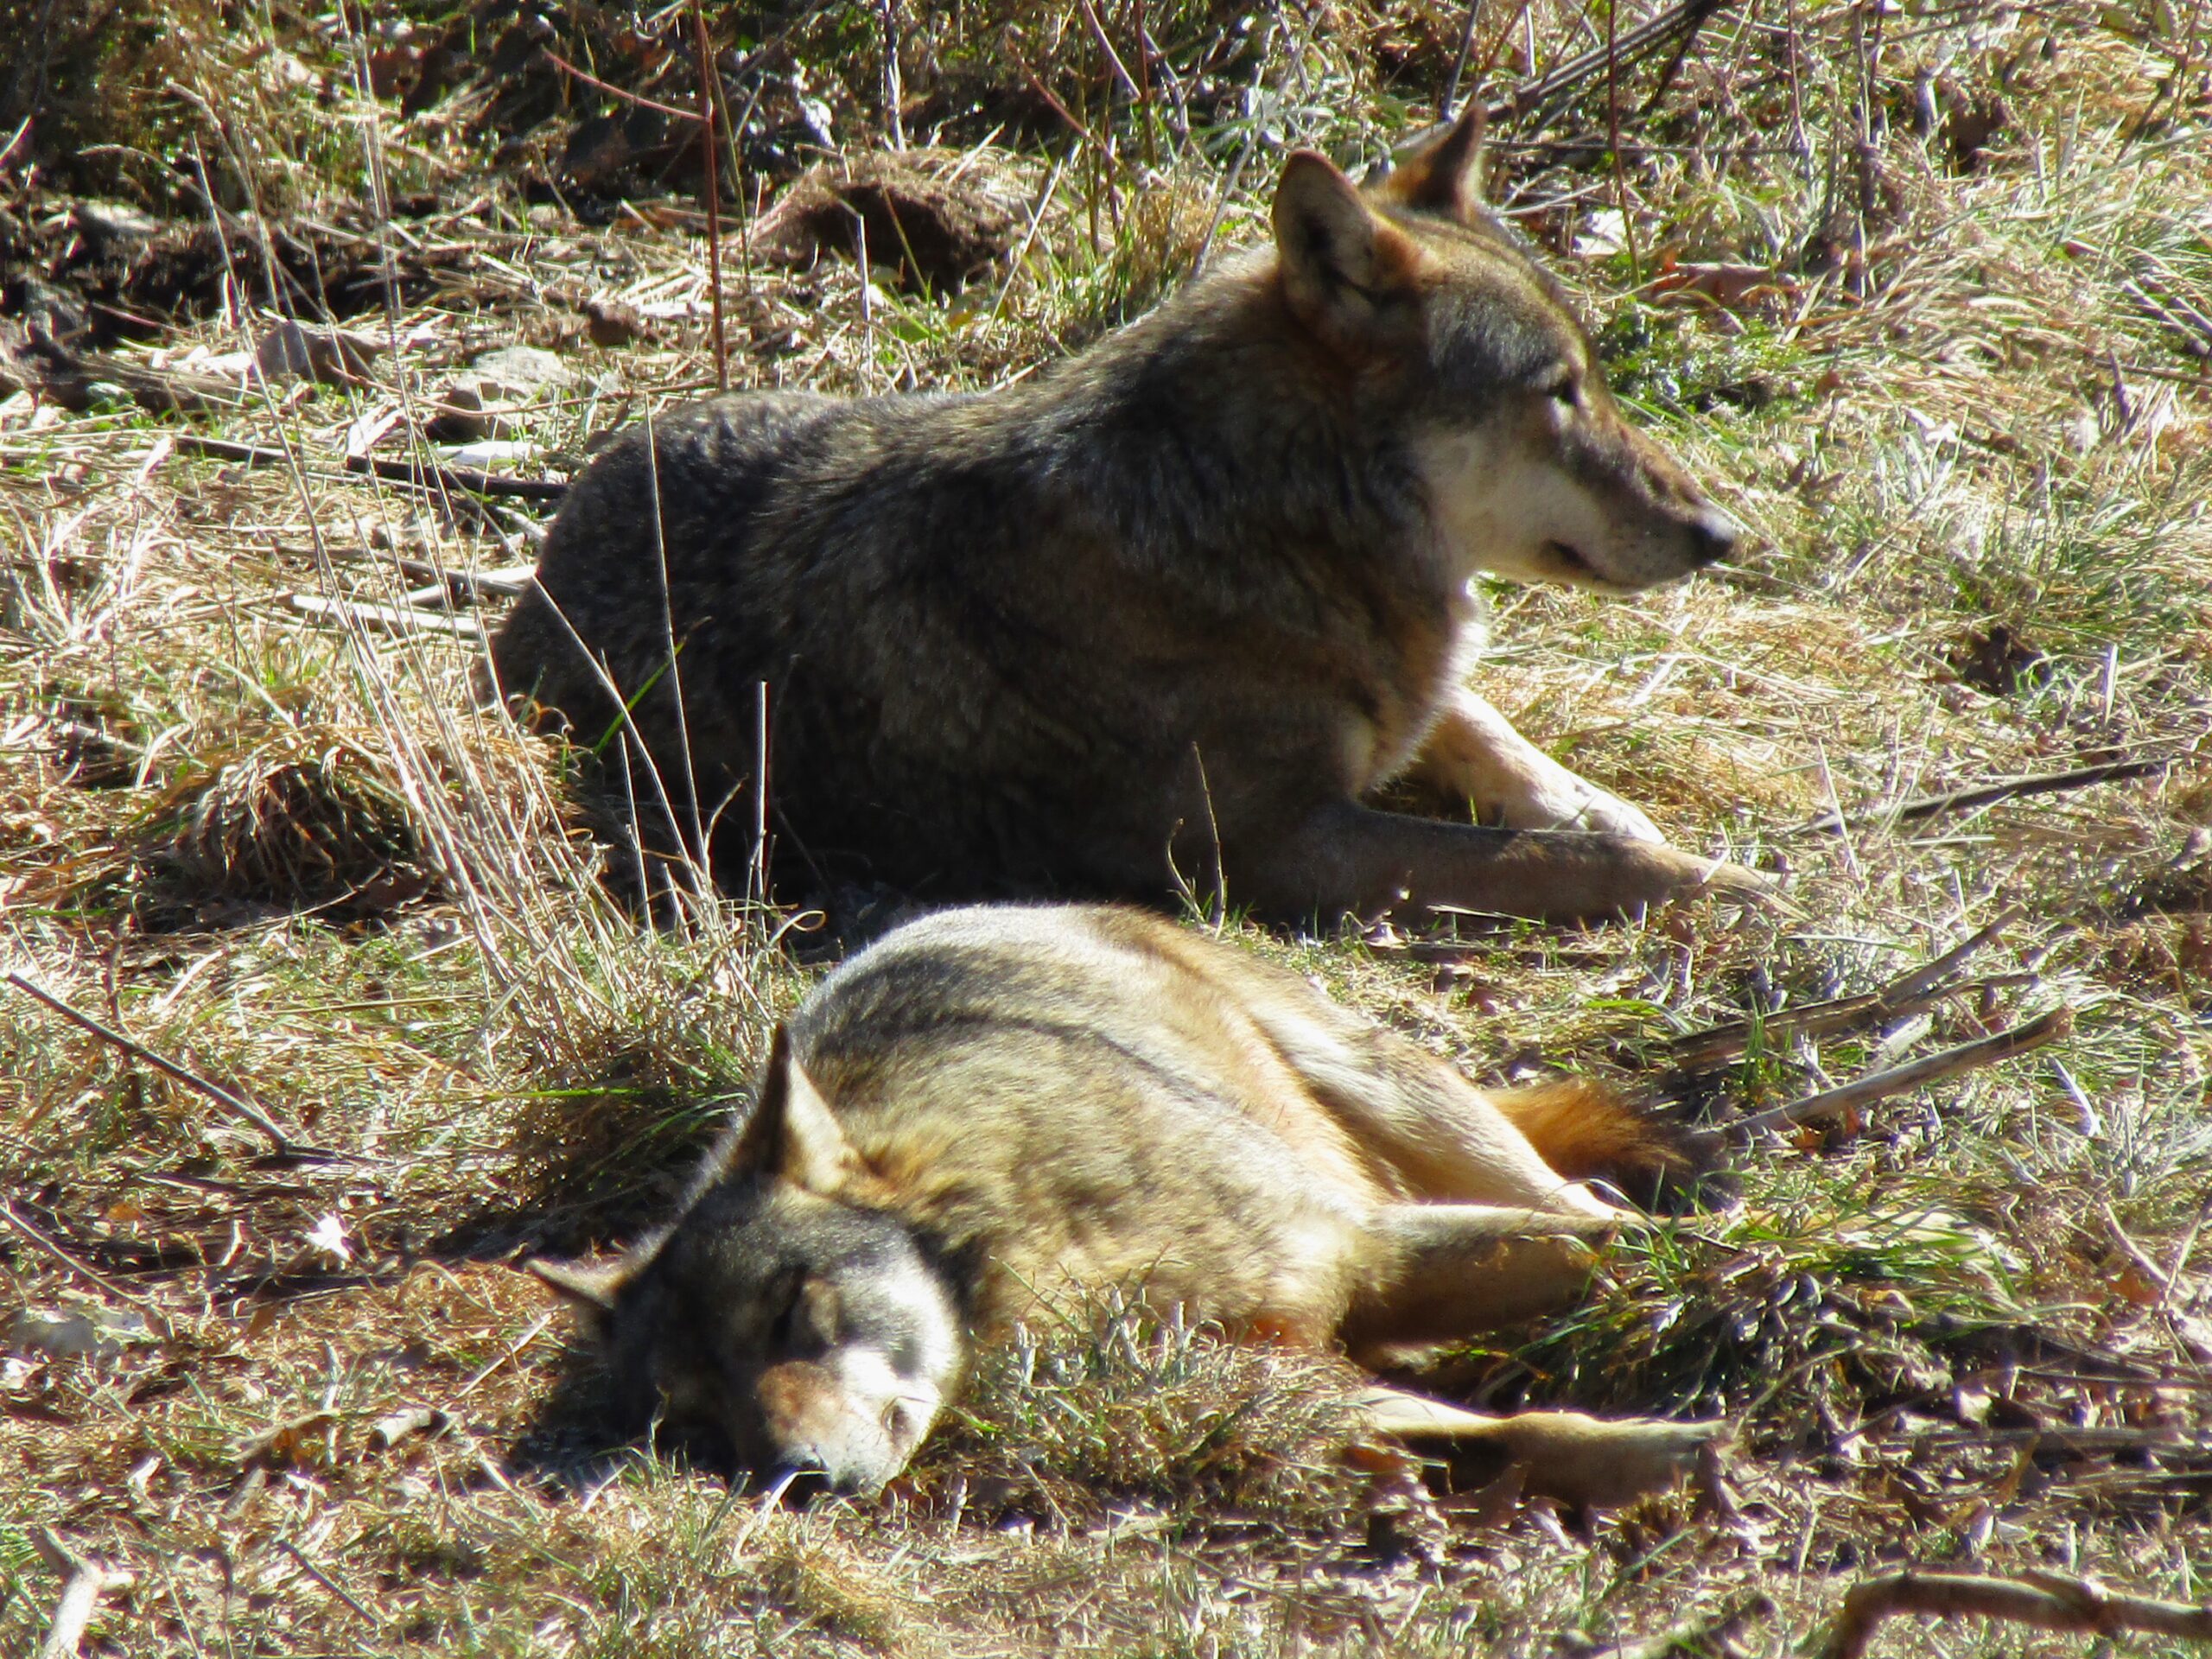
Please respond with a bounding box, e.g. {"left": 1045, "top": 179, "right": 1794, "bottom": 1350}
{"left": 533, "top": 903, "right": 1723, "bottom": 1505}
{"left": 488, "top": 104, "right": 1751, "bottom": 924}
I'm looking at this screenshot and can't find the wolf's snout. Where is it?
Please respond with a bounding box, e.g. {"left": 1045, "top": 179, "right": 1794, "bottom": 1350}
{"left": 1686, "top": 507, "right": 1741, "bottom": 568}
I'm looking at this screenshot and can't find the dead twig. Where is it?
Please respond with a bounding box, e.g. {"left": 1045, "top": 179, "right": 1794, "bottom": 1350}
{"left": 690, "top": 0, "right": 729, "bottom": 393}
{"left": 1790, "top": 759, "right": 2168, "bottom": 836}
{"left": 32, "top": 1529, "right": 135, "bottom": 1659}
{"left": 274, "top": 1538, "right": 382, "bottom": 1628}
{"left": 4, "top": 970, "right": 295, "bottom": 1153}
{"left": 1671, "top": 904, "right": 2020, "bottom": 1067}
{"left": 398, "top": 563, "right": 537, "bottom": 606}
{"left": 538, "top": 48, "right": 705, "bottom": 124}
{"left": 284, "top": 593, "right": 486, "bottom": 641}
{"left": 0, "top": 1200, "right": 165, "bottom": 1318}
{"left": 176, "top": 435, "right": 570, "bottom": 502}
{"left": 1732, "top": 1006, "right": 2074, "bottom": 1136}
{"left": 1820, "top": 1568, "right": 2212, "bottom": 1659}
{"left": 1502, "top": 0, "right": 1730, "bottom": 129}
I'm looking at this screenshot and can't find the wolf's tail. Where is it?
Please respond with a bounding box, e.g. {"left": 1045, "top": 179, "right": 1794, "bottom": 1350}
{"left": 1489, "top": 1078, "right": 1725, "bottom": 1212}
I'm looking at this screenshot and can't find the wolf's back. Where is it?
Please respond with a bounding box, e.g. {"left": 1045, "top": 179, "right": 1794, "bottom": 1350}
{"left": 487, "top": 393, "right": 837, "bottom": 749}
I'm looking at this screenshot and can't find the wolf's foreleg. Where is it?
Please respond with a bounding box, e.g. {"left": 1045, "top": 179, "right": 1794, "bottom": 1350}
{"left": 1355, "top": 1384, "right": 1723, "bottom": 1507}
{"left": 1237, "top": 800, "right": 1744, "bottom": 924}
{"left": 1403, "top": 687, "right": 1665, "bottom": 843}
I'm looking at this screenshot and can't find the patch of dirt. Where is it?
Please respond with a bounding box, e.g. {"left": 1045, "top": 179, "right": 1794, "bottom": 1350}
{"left": 752, "top": 150, "right": 1022, "bottom": 291}
{"left": 1948, "top": 622, "right": 2050, "bottom": 696}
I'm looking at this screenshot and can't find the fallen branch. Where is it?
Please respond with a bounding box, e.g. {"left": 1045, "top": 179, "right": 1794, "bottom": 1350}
{"left": 176, "top": 434, "right": 570, "bottom": 502}
{"left": 1733, "top": 1006, "right": 2073, "bottom": 1136}
{"left": 1820, "top": 1568, "right": 2212, "bottom": 1659}
{"left": 4, "top": 970, "right": 294, "bottom": 1154}
{"left": 1791, "top": 759, "right": 2168, "bottom": 837}
{"left": 397, "top": 563, "right": 537, "bottom": 606}
{"left": 284, "top": 593, "right": 486, "bottom": 641}
{"left": 32, "top": 1529, "right": 134, "bottom": 1659}
{"left": 1670, "top": 905, "right": 2021, "bottom": 1068}
{"left": 1501, "top": 0, "right": 1731, "bottom": 127}
{"left": 1, "top": 323, "right": 246, "bottom": 415}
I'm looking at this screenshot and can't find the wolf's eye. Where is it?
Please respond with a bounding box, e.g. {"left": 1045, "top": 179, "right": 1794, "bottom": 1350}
{"left": 1540, "top": 365, "right": 1580, "bottom": 406}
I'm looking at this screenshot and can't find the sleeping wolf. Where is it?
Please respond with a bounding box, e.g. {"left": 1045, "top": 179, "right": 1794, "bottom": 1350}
{"left": 532, "top": 903, "right": 1724, "bottom": 1505}
{"left": 489, "top": 104, "right": 1752, "bottom": 924}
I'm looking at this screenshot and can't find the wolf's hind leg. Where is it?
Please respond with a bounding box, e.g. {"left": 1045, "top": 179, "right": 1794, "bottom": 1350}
{"left": 1402, "top": 686, "right": 1665, "bottom": 844}
{"left": 1342, "top": 1203, "right": 1633, "bottom": 1348}
{"left": 1357, "top": 1384, "right": 1722, "bottom": 1507}
{"left": 1207, "top": 947, "right": 1717, "bottom": 1210}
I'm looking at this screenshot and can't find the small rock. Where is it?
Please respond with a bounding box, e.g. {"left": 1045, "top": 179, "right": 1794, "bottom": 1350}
{"left": 468, "top": 345, "right": 575, "bottom": 398}
{"left": 8, "top": 1303, "right": 158, "bottom": 1359}
{"left": 254, "top": 320, "right": 380, "bottom": 386}
{"left": 580, "top": 295, "right": 645, "bottom": 348}
{"left": 424, "top": 380, "right": 518, "bottom": 443}
{"left": 71, "top": 200, "right": 165, "bottom": 253}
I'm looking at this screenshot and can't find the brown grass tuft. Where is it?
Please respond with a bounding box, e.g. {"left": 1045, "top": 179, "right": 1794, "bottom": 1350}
{"left": 156, "top": 729, "right": 435, "bottom": 918}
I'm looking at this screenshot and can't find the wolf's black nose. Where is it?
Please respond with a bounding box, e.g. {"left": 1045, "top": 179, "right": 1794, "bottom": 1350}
{"left": 1688, "top": 507, "right": 1742, "bottom": 568}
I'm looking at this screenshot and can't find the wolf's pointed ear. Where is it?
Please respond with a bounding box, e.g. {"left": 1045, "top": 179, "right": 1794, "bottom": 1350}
{"left": 1273, "top": 151, "right": 1421, "bottom": 354}
{"left": 727, "top": 1025, "right": 863, "bottom": 1196}
{"left": 527, "top": 1255, "right": 630, "bottom": 1313}
{"left": 1379, "top": 101, "right": 1487, "bottom": 219}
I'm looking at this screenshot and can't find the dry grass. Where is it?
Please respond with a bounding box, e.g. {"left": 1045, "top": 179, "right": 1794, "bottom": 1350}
{"left": 3, "top": 0, "right": 2210, "bottom": 1653}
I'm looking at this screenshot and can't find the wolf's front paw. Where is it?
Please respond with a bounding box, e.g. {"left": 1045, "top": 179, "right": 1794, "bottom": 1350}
{"left": 1524, "top": 781, "right": 1666, "bottom": 843}
{"left": 1615, "top": 845, "right": 1781, "bottom": 914}
{"left": 1489, "top": 753, "right": 1668, "bottom": 844}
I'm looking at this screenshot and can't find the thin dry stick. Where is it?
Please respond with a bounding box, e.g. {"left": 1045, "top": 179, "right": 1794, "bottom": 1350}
{"left": 1075, "top": 0, "right": 1143, "bottom": 108}
{"left": 32, "top": 1529, "right": 135, "bottom": 1659}
{"left": 4, "top": 971, "right": 293, "bottom": 1152}
{"left": 1820, "top": 1568, "right": 2212, "bottom": 1659}
{"left": 1670, "top": 978, "right": 2010, "bottom": 1071}
{"left": 691, "top": 0, "right": 729, "bottom": 393}
{"left": 1442, "top": 0, "right": 1484, "bottom": 117}
{"left": 285, "top": 593, "right": 486, "bottom": 641}
{"left": 1733, "top": 1006, "right": 2073, "bottom": 1135}
{"left": 1605, "top": 0, "right": 1643, "bottom": 284}
{"left": 1670, "top": 904, "right": 2020, "bottom": 1067}
{"left": 1792, "top": 758, "right": 2168, "bottom": 836}
{"left": 539, "top": 48, "right": 705, "bottom": 123}
{"left": 176, "top": 435, "right": 569, "bottom": 501}
{"left": 0, "top": 1200, "right": 164, "bottom": 1318}
{"left": 1505, "top": 0, "right": 1724, "bottom": 123}
{"left": 1877, "top": 903, "right": 2025, "bottom": 1006}
{"left": 1672, "top": 902, "right": 2025, "bottom": 1071}
{"left": 273, "top": 1539, "right": 382, "bottom": 1628}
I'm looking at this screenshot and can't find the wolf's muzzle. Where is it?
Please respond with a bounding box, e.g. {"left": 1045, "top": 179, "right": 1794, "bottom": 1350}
{"left": 1687, "top": 506, "right": 1742, "bottom": 568}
